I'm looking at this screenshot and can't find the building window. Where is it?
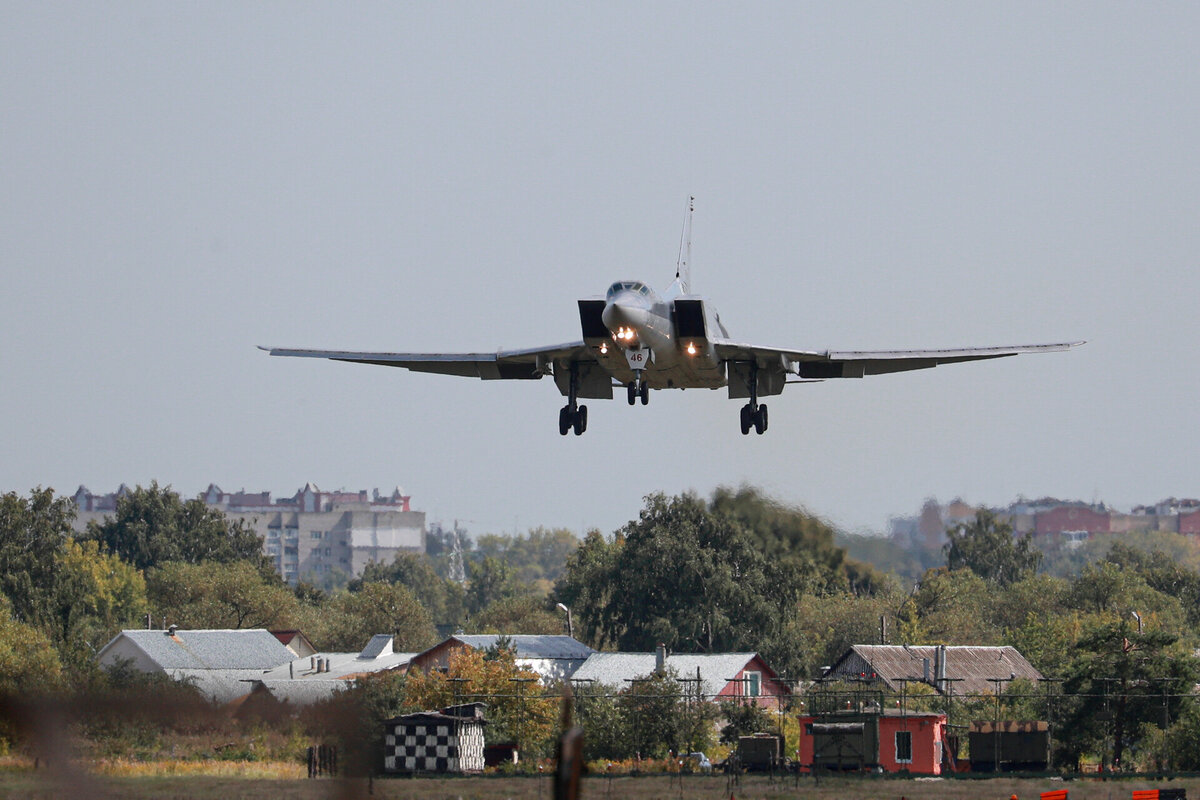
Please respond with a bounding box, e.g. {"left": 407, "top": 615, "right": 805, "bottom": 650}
{"left": 895, "top": 731, "right": 912, "bottom": 764}
{"left": 743, "top": 671, "right": 761, "bottom": 697}
{"left": 311, "top": 530, "right": 323, "bottom": 539}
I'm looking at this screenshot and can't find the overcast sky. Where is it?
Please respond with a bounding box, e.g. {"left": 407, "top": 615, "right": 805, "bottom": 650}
{"left": 4, "top": 3, "right": 1198, "bottom": 537}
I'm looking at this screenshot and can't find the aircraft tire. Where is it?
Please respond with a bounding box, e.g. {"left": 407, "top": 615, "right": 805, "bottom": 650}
{"left": 740, "top": 404, "right": 752, "bottom": 435}
{"left": 559, "top": 406, "right": 571, "bottom": 436}
{"left": 755, "top": 404, "right": 768, "bottom": 435}
{"left": 627, "top": 383, "right": 637, "bottom": 405}
{"left": 574, "top": 405, "right": 588, "bottom": 435}
{"left": 640, "top": 382, "right": 649, "bottom": 405}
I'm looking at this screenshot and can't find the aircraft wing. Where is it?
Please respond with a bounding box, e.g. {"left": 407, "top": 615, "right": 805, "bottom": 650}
{"left": 258, "top": 342, "right": 590, "bottom": 380}
{"left": 712, "top": 340, "right": 1084, "bottom": 379}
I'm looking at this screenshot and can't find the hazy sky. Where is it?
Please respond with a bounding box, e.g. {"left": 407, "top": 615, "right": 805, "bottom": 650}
{"left": 4, "top": 3, "right": 1198, "bottom": 537}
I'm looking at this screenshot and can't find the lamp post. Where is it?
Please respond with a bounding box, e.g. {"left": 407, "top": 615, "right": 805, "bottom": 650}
{"left": 555, "top": 602, "right": 574, "bottom": 639}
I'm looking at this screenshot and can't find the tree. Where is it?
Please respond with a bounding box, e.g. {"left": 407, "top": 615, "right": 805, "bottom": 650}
{"left": 146, "top": 560, "right": 299, "bottom": 630}
{"left": 944, "top": 510, "right": 1041, "bottom": 587}
{"left": 52, "top": 540, "right": 147, "bottom": 668}
{"left": 1054, "top": 618, "right": 1197, "bottom": 770}
{"left": 314, "top": 582, "right": 437, "bottom": 653}
{"left": 464, "top": 596, "right": 563, "bottom": 636}
{"left": 558, "top": 493, "right": 781, "bottom": 656}
{"left": 0, "top": 597, "right": 63, "bottom": 697}
{"left": 354, "top": 552, "right": 465, "bottom": 628}
{"left": 0, "top": 488, "right": 74, "bottom": 629}
{"left": 85, "top": 482, "right": 266, "bottom": 571}
{"left": 404, "top": 646, "right": 557, "bottom": 757}
{"left": 901, "top": 568, "right": 999, "bottom": 645}
{"left": 465, "top": 556, "right": 519, "bottom": 615}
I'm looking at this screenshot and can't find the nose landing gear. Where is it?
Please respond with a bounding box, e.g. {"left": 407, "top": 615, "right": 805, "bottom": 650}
{"left": 627, "top": 377, "right": 649, "bottom": 406}
{"left": 739, "top": 363, "right": 768, "bottom": 435}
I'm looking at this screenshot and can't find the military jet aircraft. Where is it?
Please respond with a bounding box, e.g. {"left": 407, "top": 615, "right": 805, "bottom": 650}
{"left": 261, "top": 271, "right": 1081, "bottom": 436}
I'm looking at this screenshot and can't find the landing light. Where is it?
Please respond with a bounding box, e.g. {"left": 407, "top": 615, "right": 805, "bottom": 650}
{"left": 686, "top": 342, "right": 697, "bottom": 356}
{"left": 599, "top": 342, "right": 608, "bottom": 354}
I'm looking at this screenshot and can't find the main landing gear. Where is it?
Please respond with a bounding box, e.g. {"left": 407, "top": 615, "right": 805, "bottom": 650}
{"left": 559, "top": 362, "right": 587, "bottom": 436}
{"left": 740, "top": 363, "right": 768, "bottom": 435}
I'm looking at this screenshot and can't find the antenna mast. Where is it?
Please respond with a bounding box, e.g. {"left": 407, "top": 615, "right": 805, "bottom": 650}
{"left": 675, "top": 196, "right": 694, "bottom": 293}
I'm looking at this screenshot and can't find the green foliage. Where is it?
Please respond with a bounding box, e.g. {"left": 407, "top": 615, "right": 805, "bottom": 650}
{"left": 944, "top": 510, "right": 1041, "bottom": 586}
{"left": 791, "top": 590, "right": 902, "bottom": 677}
{"left": 1053, "top": 618, "right": 1198, "bottom": 769}
{"left": 837, "top": 530, "right": 943, "bottom": 589}
{"left": 902, "top": 568, "right": 1000, "bottom": 645}
{"left": 311, "top": 581, "right": 437, "bottom": 652}
{"left": 84, "top": 482, "right": 267, "bottom": 572}
{"left": 465, "top": 596, "right": 564, "bottom": 636}
{"left": 0, "top": 488, "right": 74, "bottom": 629}
{"left": 465, "top": 555, "right": 520, "bottom": 615}
{"left": 52, "top": 539, "right": 147, "bottom": 670}
{"left": 718, "top": 699, "right": 775, "bottom": 744}
{"left": 355, "top": 552, "right": 465, "bottom": 628}
{"left": 147, "top": 560, "right": 299, "bottom": 630}
{"left": 0, "top": 597, "right": 64, "bottom": 697}
{"left": 473, "top": 527, "right": 580, "bottom": 587}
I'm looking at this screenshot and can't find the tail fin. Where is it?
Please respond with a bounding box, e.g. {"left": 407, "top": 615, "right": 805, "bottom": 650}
{"left": 674, "top": 196, "right": 694, "bottom": 294}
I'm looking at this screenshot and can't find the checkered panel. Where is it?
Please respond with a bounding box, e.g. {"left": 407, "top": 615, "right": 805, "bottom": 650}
{"left": 383, "top": 722, "right": 462, "bottom": 773}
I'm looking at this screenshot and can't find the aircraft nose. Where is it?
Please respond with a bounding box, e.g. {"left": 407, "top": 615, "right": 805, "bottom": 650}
{"left": 601, "top": 298, "right": 647, "bottom": 333}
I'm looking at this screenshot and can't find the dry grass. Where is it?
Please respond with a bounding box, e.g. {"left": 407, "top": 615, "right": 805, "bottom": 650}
{"left": 0, "top": 769, "right": 1197, "bottom": 799}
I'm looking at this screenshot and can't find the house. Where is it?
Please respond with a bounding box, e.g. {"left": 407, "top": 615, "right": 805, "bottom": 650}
{"left": 819, "top": 645, "right": 1042, "bottom": 696}
{"left": 97, "top": 627, "right": 295, "bottom": 703}
{"left": 242, "top": 634, "right": 418, "bottom": 708}
{"left": 383, "top": 702, "right": 487, "bottom": 774}
{"left": 568, "top": 648, "right": 790, "bottom": 707}
{"left": 407, "top": 635, "right": 595, "bottom": 683}
{"left": 797, "top": 709, "right": 949, "bottom": 775}
{"left": 271, "top": 629, "right": 318, "bottom": 658}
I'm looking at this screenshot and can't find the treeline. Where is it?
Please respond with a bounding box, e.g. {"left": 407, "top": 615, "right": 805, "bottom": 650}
{"left": 5, "top": 483, "right": 1200, "bottom": 770}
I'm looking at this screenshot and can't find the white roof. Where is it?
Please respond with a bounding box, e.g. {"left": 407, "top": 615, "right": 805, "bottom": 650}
{"left": 569, "top": 652, "right": 762, "bottom": 698}
{"left": 98, "top": 629, "right": 294, "bottom": 671}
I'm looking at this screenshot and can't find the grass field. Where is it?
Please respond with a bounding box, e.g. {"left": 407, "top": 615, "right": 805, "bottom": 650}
{"left": 1, "top": 770, "right": 1198, "bottom": 800}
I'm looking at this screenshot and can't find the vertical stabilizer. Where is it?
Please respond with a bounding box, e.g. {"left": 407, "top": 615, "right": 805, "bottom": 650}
{"left": 673, "top": 196, "right": 694, "bottom": 295}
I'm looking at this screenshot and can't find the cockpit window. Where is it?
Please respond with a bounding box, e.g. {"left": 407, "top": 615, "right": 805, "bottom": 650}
{"left": 606, "top": 281, "right": 651, "bottom": 300}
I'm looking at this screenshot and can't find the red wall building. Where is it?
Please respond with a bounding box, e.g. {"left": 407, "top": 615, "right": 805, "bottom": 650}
{"left": 798, "top": 711, "right": 948, "bottom": 775}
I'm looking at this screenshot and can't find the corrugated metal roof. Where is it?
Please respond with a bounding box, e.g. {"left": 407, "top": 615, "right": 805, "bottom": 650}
{"left": 450, "top": 635, "right": 595, "bottom": 660}
{"left": 167, "top": 668, "right": 267, "bottom": 703}
{"left": 253, "top": 679, "right": 350, "bottom": 706}
{"left": 101, "top": 629, "right": 295, "bottom": 671}
{"left": 823, "top": 645, "right": 1043, "bottom": 696}
{"left": 260, "top": 651, "right": 416, "bottom": 680}
{"left": 569, "top": 653, "right": 760, "bottom": 698}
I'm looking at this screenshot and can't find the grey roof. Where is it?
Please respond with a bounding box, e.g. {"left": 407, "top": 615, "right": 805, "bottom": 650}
{"left": 569, "top": 652, "right": 764, "bottom": 698}
{"left": 260, "top": 650, "right": 416, "bottom": 680}
{"left": 101, "top": 629, "right": 295, "bottom": 671}
{"left": 359, "top": 634, "right": 395, "bottom": 660}
{"left": 252, "top": 679, "right": 350, "bottom": 706}
{"left": 822, "top": 645, "right": 1043, "bottom": 696}
{"left": 168, "top": 668, "right": 268, "bottom": 703}
{"left": 450, "top": 635, "right": 595, "bottom": 660}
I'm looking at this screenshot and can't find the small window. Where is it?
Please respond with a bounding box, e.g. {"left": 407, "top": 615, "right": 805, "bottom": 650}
{"left": 744, "top": 671, "right": 761, "bottom": 697}
{"left": 895, "top": 730, "right": 912, "bottom": 763}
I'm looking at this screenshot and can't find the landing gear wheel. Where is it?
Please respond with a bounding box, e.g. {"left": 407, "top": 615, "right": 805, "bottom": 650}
{"left": 559, "top": 406, "right": 572, "bottom": 436}
{"left": 754, "top": 404, "right": 768, "bottom": 435}
{"left": 740, "top": 404, "right": 753, "bottom": 435}
{"left": 639, "top": 382, "right": 649, "bottom": 405}
{"left": 627, "top": 383, "right": 637, "bottom": 406}
{"left": 573, "top": 405, "right": 588, "bottom": 435}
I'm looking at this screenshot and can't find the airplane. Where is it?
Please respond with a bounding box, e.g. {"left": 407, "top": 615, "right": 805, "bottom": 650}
{"left": 262, "top": 206, "right": 1082, "bottom": 436}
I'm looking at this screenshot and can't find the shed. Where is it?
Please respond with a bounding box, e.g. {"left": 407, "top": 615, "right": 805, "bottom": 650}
{"left": 383, "top": 703, "right": 487, "bottom": 774}
{"left": 798, "top": 709, "right": 949, "bottom": 775}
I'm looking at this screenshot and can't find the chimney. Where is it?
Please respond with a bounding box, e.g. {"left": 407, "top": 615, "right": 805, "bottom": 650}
{"left": 922, "top": 658, "right": 930, "bottom": 684}
{"left": 655, "top": 644, "right": 667, "bottom": 675}
{"left": 935, "top": 645, "right": 947, "bottom": 693}
{"left": 880, "top": 615, "right": 887, "bottom": 645}
{"left": 166, "top": 624, "right": 178, "bottom": 637}
{"left": 310, "top": 656, "right": 317, "bottom": 672}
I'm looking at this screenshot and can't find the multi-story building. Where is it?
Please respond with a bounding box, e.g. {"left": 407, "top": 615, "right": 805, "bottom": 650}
{"left": 70, "top": 482, "right": 425, "bottom": 584}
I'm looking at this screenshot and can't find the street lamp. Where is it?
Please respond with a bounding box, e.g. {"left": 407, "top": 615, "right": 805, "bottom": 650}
{"left": 555, "top": 602, "right": 574, "bottom": 639}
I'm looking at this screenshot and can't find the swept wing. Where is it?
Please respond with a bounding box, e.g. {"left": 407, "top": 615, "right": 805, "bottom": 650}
{"left": 711, "top": 340, "right": 1084, "bottom": 379}
{"left": 258, "top": 342, "right": 589, "bottom": 380}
